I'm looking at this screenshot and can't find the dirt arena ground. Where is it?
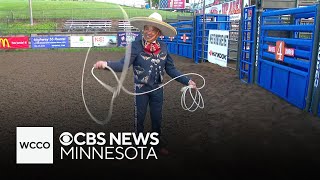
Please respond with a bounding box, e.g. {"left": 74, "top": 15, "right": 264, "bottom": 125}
{"left": 1, "top": 50, "right": 320, "bottom": 178}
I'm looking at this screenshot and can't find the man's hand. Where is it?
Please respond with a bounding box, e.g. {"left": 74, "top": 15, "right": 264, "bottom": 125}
{"left": 94, "top": 61, "right": 107, "bottom": 69}
{"left": 188, "top": 80, "right": 197, "bottom": 89}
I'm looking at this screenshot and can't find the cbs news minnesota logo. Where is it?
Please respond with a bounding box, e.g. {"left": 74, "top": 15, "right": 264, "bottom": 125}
{"left": 0, "top": 38, "right": 10, "bottom": 48}
{"left": 16, "top": 127, "right": 53, "bottom": 164}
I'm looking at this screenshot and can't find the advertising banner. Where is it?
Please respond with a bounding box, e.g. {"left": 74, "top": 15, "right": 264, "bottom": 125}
{"left": 117, "top": 32, "right": 141, "bottom": 47}
{"left": 93, "top": 36, "right": 117, "bottom": 47}
{"left": 205, "top": 0, "right": 215, "bottom": 6}
{"left": 31, "top": 36, "right": 69, "bottom": 49}
{"left": 70, "top": 36, "right": 93, "bottom": 48}
{"left": 207, "top": 30, "right": 229, "bottom": 67}
{"left": 203, "top": 0, "right": 250, "bottom": 20}
{"left": 205, "top": 4, "right": 222, "bottom": 14}
{"left": 0, "top": 36, "right": 29, "bottom": 49}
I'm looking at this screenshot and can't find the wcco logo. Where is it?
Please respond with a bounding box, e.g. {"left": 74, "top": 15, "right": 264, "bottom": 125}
{"left": 16, "top": 127, "right": 53, "bottom": 164}
{"left": 19, "top": 141, "right": 51, "bottom": 149}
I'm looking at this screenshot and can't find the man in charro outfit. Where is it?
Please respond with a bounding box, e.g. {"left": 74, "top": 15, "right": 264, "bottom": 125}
{"left": 94, "top": 12, "right": 196, "bottom": 155}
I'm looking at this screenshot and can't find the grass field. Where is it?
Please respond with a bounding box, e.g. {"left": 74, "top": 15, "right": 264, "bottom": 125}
{"left": 0, "top": 0, "right": 191, "bottom": 20}
{"left": 0, "top": 0, "right": 191, "bottom": 35}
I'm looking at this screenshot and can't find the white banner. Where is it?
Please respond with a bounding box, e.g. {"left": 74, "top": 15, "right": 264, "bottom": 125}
{"left": 204, "top": 0, "right": 250, "bottom": 21}
{"left": 205, "top": 4, "right": 222, "bottom": 14}
{"left": 207, "top": 30, "right": 229, "bottom": 67}
{"left": 70, "top": 36, "right": 93, "bottom": 47}
{"left": 205, "top": 0, "right": 215, "bottom": 7}
{"left": 93, "top": 36, "right": 117, "bottom": 47}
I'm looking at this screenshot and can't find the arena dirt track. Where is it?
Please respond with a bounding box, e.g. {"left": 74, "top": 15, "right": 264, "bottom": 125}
{"left": 1, "top": 50, "right": 320, "bottom": 178}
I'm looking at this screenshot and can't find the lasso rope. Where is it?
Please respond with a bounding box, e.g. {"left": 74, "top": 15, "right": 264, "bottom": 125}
{"left": 81, "top": 6, "right": 205, "bottom": 125}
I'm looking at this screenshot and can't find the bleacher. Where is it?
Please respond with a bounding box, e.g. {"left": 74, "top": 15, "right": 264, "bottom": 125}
{"left": 298, "top": 0, "right": 318, "bottom": 6}
{"left": 63, "top": 19, "right": 113, "bottom": 32}
{"left": 117, "top": 20, "right": 139, "bottom": 31}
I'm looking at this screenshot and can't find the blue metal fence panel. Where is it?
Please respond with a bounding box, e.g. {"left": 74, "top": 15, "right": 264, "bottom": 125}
{"left": 177, "top": 25, "right": 193, "bottom": 58}
{"left": 194, "top": 14, "right": 230, "bottom": 63}
{"left": 160, "top": 35, "right": 178, "bottom": 54}
{"left": 257, "top": 5, "right": 318, "bottom": 109}
{"left": 168, "top": 20, "right": 193, "bottom": 59}
{"left": 167, "top": 23, "right": 179, "bottom": 55}
{"left": 239, "top": 5, "right": 256, "bottom": 83}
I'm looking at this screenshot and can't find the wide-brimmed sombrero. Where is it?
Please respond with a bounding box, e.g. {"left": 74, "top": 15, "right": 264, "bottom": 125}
{"left": 130, "top": 12, "right": 177, "bottom": 37}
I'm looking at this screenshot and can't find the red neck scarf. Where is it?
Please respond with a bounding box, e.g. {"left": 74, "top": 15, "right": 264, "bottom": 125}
{"left": 143, "top": 39, "right": 161, "bottom": 55}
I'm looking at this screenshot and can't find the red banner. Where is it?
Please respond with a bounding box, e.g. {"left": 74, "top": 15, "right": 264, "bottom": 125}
{"left": 0, "top": 37, "right": 29, "bottom": 49}
{"left": 168, "top": 0, "right": 185, "bottom": 9}
{"left": 222, "top": 0, "right": 241, "bottom": 15}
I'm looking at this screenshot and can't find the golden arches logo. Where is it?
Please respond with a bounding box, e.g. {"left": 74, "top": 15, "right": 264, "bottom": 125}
{"left": 0, "top": 38, "right": 10, "bottom": 48}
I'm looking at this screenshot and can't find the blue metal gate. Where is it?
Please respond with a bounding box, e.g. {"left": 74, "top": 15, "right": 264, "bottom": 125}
{"left": 239, "top": 5, "right": 256, "bottom": 83}
{"left": 194, "top": 14, "right": 229, "bottom": 64}
{"left": 176, "top": 20, "right": 193, "bottom": 58}
{"left": 166, "top": 19, "right": 193, "bottom": 58}
{"left": 162, "top": 35, "right": 178, "bottom": 54}
{"left": 257, "top": 5, "right": 319, "bottom": 109}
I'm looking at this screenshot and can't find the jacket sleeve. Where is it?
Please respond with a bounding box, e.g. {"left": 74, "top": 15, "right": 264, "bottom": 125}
{"left": 106, "top": 43, "right": 138, "bottom": 72}
{"left": 165, "top": 52, "right": 190, "bottom": 86}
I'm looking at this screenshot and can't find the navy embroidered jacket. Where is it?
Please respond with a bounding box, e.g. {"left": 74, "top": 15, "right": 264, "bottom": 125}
{"left": 107, "top": 40, "right": 190, "bottom": 87}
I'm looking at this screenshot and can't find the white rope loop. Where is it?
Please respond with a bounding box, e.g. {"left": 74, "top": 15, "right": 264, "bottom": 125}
{"left": 83, "top": 54, "right": 206, "bottom": 125}
{"left": 92, "top": 66, "right": 205, "bottom": 111}
{"left": 181, "top": 86, "right": 204, "bottom": 112}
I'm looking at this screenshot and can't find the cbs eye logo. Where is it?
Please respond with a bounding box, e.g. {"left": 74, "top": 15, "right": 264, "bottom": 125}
{"left": 59, "top": 132, "right": 73, "bottom": 146}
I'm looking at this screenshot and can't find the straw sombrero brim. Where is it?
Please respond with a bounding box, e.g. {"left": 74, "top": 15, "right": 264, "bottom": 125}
{"left": 130, "top": 17, "right": 177, "bottom": 37}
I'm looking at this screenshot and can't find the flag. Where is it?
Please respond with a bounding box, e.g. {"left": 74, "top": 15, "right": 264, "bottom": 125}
{"left": 159, "top": 0, "right": 169, "bottom": 9}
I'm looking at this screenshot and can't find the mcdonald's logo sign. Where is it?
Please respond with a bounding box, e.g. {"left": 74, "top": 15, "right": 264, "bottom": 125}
{"left": 0, "top": 38, "right": 10, "bottom": 48}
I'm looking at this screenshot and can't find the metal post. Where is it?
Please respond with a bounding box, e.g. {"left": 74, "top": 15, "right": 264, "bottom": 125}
{"left": 253, "top": 0, "right": 262, "bottom": 84}
{"left": 28, "top": 0, "right": 33, "bottom": 26}
{"left": 201, "top": 0, "right": 206, "bottom": 63}
{"left": 307, "top": 2, "right": 320, "bottom": 113}
{"left": 236, "top": 0, "right": 244, "bottom": 76}
{"left": 192, "top": 10, "right": 196, "bottom": 61}
{"left": 11, "top": 11, "right": 13, "bottom": 22}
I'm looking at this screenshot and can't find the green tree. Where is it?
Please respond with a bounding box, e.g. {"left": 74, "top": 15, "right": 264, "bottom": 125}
{"left": 146, "top": 0, "right": 159, "bottom": 7}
